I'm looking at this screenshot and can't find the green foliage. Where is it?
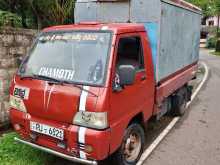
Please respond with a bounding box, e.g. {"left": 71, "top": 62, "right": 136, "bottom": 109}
{"left": 206, "top": 36, "right": 218, "bottom": 48}
{"left": 215, "top": 0, "right": 220, "bottom": 14}
{"left": 32, "top": 0, "right": 75, "bottom": 28}
{"left": 185, "top": 0, "right": 216, "bottom": 17}
{"left": 0, "top": 0, "right": 75, "bottom": 29}
{"left": 0, "top": 10, "right": 22, "bottom": 27}
{"left": 0, "top": 132, "right": 55, "bottom": 165}
{"left": 211, "top": 51, "right": 220, "bottom": 56}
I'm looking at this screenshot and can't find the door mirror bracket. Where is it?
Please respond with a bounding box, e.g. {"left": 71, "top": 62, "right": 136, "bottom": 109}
{"left": 113, "top": 85, "right": 123, "bottom": 92}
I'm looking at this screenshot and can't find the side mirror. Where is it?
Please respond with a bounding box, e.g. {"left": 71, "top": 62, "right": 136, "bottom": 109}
{"left": 118, "top": 65, "right": 136, "bottom": 86}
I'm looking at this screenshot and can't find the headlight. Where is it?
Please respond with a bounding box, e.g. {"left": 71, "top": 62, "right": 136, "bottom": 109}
{"left": 9, "top": 95, "right": 27, "bottom": 112}
{"left": 73, "top": 111, "right": 108, "bottom": 130}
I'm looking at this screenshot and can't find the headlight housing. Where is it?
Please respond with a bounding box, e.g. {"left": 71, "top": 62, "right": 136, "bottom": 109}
{"left": 73, "top": 111, "right": 108, "bottom": 130}
{"left": 9, "top": 95, "right": 27, "bottom": 112}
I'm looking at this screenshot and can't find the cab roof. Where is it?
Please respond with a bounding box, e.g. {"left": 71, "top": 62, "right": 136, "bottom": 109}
{"left": 42, "top": 22, "right": 146, "bottom": 34}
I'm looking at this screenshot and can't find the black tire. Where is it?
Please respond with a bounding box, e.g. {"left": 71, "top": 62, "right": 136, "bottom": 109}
{"left": 171, "top": 87, "right": 188, "bottom": 116}
{"left": 111, "top": 123, "right": 145, "bottom": 165}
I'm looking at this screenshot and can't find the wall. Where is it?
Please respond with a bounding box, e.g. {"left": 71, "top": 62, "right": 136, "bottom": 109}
{"left": 0, "top": 27, "right": 37, "bottom": 125}
{"left": 206, "top": 16, "right": 220, "bottom": 27}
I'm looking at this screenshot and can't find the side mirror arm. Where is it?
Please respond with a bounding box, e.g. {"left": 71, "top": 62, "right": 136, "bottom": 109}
{"left": 113, "top": 85, "right": 123, "bottom": 92}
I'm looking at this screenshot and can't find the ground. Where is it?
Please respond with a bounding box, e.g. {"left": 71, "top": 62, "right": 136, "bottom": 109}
{"left": 144, "top": 49, "right": 220, "bottom": 165}
{"left": 0, "top": 49, "right": 220, "bottom": 165}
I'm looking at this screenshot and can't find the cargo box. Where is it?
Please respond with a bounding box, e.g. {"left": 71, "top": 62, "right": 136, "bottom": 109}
{"left": 75, "top": 0, "right": 202, "bottom": 83}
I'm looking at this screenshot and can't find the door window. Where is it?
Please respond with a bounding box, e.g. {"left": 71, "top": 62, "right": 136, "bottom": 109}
{"left": 116, "top": 36, "right": 144, "bottom": 71}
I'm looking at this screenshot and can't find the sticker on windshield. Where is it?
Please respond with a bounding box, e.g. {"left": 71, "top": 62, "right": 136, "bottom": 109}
{"left": 38, "top": 67, "right": 75, "bottom": 81}
{"left": 13, "top": 85, "right": 30, "bottom": 100}
{"left": 39, "top": 34, "right": 98, "bottom": 42}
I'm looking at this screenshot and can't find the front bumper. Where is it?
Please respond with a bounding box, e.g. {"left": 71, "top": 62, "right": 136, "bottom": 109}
{"left": 10, "top": 109, "right": 111, "bottom": 162}
{"left": 14, "top": 137, "right": 97, "bottom": 165}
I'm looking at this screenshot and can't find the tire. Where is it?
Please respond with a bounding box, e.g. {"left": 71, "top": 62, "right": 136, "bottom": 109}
{"left": 111, "top": 123, "right": 145, "bottom": 165}
{"left": 171, "top": 87, "right": 188, "bottom": 116}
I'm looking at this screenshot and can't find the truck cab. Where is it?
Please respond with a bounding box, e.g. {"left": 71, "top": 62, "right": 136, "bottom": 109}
{"left": 10, "top": 23, "right": 156, "bottom": 165}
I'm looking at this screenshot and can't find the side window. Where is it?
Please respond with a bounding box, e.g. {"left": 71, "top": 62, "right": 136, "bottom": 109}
{"left": 116, "top": 36, "right": 144, "bottom": 70}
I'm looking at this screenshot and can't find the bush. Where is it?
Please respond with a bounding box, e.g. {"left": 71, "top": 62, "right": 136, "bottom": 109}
{"left": 0, "top": 10, "right": 22, "bottom": 27}
{"left": 206, "top": 36, "right": 218, "bottom": 48}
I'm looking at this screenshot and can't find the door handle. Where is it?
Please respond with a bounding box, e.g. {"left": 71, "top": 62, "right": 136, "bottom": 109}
{"left": 141, "top": 75, "right": 146, "bottom": 81}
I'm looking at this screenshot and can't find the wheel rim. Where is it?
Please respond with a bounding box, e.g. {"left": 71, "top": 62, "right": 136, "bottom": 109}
{"left": 123, "top": 132, "right": 142, "bottom": 162}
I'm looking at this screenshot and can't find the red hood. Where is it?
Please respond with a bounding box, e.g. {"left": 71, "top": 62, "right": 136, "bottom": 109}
{"left": 10, "top": 76, "right": 100, "bottom": 124}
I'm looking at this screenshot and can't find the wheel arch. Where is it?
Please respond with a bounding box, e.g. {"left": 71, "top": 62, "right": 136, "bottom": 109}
{"left": 109, "top": 112, "right": 146, "bottom": 156}
{"left": 127, "top": 112, "right": 146, "bottom": 130}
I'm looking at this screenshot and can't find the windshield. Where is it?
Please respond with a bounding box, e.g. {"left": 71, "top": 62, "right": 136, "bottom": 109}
{"left": 18, "top": 31, "right": 112, "bottom": 86}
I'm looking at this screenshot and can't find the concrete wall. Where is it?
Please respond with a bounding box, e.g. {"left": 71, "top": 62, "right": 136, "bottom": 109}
{"left": 0, "top": 27, "right": 37, "bottom": 125}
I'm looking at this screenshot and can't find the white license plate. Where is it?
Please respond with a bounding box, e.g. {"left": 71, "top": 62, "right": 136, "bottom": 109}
{"left": 30, "top": 122, "right": 64, "bottom": 140}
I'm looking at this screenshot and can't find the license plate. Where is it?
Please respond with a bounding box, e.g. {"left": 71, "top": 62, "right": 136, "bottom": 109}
{"left": 30, "top": 122, "right": 64, "bottom": 140}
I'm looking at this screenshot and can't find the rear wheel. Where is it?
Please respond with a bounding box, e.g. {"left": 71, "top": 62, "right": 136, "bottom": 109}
{"left": 112, "top": 123, "right": 145, "bottom": 165}
{"left": 171, "top": 86, "right": 189, "bottom": 116}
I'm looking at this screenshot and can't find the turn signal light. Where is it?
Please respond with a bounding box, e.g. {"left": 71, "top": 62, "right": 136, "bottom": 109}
{"left": 84, "top": 145, "right": 93, "bottom": 153}
{"left": 79, "top": 143, "right": 93, "bottom": 153}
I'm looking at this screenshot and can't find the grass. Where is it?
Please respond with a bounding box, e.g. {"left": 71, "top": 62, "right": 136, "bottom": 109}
{"left": 211, "top": 51, "right": 220, "bottom": 56}
{"left": 0, "top": 132, "right": 55, "bottom": 165}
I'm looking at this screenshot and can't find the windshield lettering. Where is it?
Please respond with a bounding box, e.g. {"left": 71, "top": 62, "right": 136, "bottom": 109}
{"left": 39, "top": 34, "right": 99, "bottom": 42}
{"left": 38, "top": 67, "right": 75, "bottom": 81}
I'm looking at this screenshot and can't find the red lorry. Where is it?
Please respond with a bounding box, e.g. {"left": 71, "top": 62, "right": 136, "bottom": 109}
{"left": 9, "top": 1, "right": 201, "bottom": 165}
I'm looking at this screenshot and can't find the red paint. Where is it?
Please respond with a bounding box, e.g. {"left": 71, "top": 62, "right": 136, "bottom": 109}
{"left": 10, "top": 23, "right": 197, "bottom": 162}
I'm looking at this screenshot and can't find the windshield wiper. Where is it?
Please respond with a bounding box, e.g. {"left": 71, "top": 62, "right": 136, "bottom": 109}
{"left": 49, "top": 78, "right": 98, "bottom": 97}
{"left": 21, "top": 74, "right": 97, "bottom": 97}
{"left": 33, "top": 74, "right": 62, "bottom": 83}
{"left": 20, "top": 74, "right": 37, "bottom": 80}
{"left": 20, "top": 74, "right": 62, "bottom": 83}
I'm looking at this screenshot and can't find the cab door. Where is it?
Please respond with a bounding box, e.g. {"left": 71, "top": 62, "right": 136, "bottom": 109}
{"left": 109, "top": 32, "right": 155, "bottom": 151}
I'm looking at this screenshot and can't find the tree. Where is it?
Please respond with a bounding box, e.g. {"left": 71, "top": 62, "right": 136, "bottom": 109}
{"left": 0, "top": 10, "right": 22, "bottom": 27}
{"left": 214, "top": 0, "right": 220, "bottom": 52}
{"left": 185, "top": 0, "right": 216, "bottom": 28}
{"left": 28, "top": 0, "right": 74, "bottom": 29}
{"left": 0, "top": 0, "right": 75, "bottom": 29}
{"left": 186, "top": 0, "right": 216, "bottom": 17}
{"left": 214, "top": 0, "right": 220, "bottom": 36}
{"left": 0, "top": 0, "right": 38, "bottom": 28}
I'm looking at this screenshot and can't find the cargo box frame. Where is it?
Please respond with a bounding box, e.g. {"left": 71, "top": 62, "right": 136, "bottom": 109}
{"left": 75, "top": 0, "right": 202, "bottom": 83}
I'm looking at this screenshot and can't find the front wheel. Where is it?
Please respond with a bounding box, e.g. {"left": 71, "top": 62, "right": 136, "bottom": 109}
{"left": 112, "top": 123, "right": 145, "bottom": 165}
